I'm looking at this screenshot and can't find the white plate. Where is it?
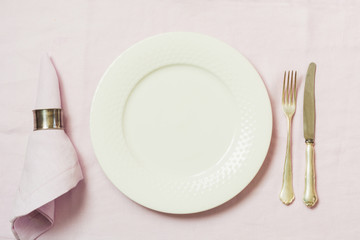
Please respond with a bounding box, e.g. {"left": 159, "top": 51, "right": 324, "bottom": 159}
{"left": 90, "top": 32, "right": 272, "bottom": 214}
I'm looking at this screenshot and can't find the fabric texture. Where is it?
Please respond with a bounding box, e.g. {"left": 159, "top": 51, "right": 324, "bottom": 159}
{"left": 1, "top": 0, "right": 360, "bottom": 239}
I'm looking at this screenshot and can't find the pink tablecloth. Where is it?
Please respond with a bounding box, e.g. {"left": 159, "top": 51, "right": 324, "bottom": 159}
{"left": 1, "top": 0, "right": 360, "bottom": 239}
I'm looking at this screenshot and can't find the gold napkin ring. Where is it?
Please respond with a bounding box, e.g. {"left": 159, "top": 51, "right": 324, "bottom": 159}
{"left": 33, "top": 109, "right": 64, "bottom": 131}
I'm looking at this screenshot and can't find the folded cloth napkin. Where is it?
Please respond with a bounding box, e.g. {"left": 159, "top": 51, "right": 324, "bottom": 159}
{"left": 11, "top": 54, "right": 83, "bottom": 240}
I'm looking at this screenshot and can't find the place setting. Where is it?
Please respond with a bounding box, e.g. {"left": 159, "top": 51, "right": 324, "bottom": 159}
{"left": 11, "top": 32, "right": 319, "bottom": 238}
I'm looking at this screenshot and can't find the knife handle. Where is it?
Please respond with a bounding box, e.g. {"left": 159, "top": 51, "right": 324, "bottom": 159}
{"left": 304, "top": 142, "right": 318, "bottom": 207}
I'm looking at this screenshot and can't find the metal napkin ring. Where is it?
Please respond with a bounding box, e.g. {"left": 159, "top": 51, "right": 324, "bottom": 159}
{"left": 33, "top": 109, "right": 64, "bottom": 131}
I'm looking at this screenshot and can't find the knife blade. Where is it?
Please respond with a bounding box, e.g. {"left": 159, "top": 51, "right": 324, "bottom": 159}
{"left": 304, "top": 63, "right": 316, "bottom": 141}
{"left": 303, "top": 62, "right": 318, "bottom": 207}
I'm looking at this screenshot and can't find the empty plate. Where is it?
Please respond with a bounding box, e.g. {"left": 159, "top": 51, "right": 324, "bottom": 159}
{"left": 90, "top": 32, "right": 272, "bottom": 214}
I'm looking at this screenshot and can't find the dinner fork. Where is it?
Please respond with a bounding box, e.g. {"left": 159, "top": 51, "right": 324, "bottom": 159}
{"left": 280, "top": 71, "right": 297, "bottom": 205}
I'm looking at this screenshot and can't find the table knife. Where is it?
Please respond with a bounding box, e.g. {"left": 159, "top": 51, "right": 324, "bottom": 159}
{"left": 303, "top": 62, "right": 318, "bottom": 207}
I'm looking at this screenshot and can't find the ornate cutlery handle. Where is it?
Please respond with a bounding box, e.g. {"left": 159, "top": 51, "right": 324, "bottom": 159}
{"left": 303, "top": 142, "right": 318, "bottom": 207}
{"left": 280, "top": 118, "right": 295, "bottom": 205}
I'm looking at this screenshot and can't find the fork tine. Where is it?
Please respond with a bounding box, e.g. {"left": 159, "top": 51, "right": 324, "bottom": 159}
{"left": 290, "top": 71, "right": 294, "bottom": 104}
{"left": 287, "top": 71, "right": 290, "bottom": 104}
{"left": 282, "top": 71, "right": 286, "bottom": 104}
{"left": 294, "top": 71, "right": 297, "bottom": 102}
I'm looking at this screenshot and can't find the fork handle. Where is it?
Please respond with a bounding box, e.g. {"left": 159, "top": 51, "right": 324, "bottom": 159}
{"left": 303, "top": 142, "right": 318, "bottom": 207}
{"left": 280, "top": 118, "right": 295, "bottom": 205}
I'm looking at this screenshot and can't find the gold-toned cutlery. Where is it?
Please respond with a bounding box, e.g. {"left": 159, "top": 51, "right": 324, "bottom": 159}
{"left": 280, "top": 71, "right": 297, "bottom": 205}
{"left": 303, "top": 63, "right": 318, "bottom": 207}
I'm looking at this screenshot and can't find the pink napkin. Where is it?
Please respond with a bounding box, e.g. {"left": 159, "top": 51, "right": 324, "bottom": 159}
{"left": 11, "top": 54, "right": 83, "bottom": 240}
